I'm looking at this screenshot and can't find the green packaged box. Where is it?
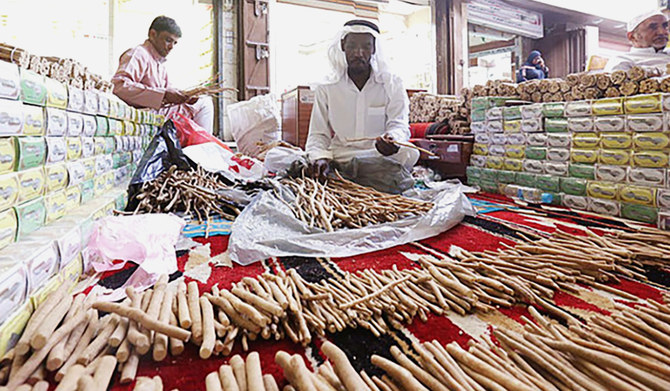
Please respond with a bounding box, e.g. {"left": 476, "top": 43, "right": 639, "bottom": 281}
{"left": 502, "top": 106, "right": 522, "bottom": 120}
{"left": 525, "top": 147, "right": 547, "bottom": 161}
{"left": 480, "top": 168, "right": 497, "bottom": 182}
{"left": 569, "top": 164, "right": 596, "bottom": 180}
{"left": 496, "top": 170, "right": 516, "bottom": 184}
{"left": 515, "top": 172, "right": 537, "bottom": 188}
{"left": 544, "top": 117, "right": 569, "bottom": 133}
{"left": 620, "top": 202, "right": 658, "bottom": 224}
{"left": 80, "top": 179, "right": 95, "bottom": 204}
{"left": 560, "top": 177, "right": 588, "bottom": 196}
{"left": 472, "top": 96, "right": 512, "bottom": 110}
{"left": 19, "top": 69, "right": 47, "bottom": 106}
{"left": 471, "top": 108, "right": 486, "bottom": 122}
{"left": 542, "top": 102, "right": 565, "bottom": 117}
{"left": 545, "top": 192, "right": 562, "bottom": 206}
{"left": 95, "top": 116, "right": 109, "bottom": 136}
{"left": 14, "top": 197, "right": 46, "bottom": 240}
{"left": 467, "top": 175, "right": 480, "bottom": 187}
{"left": 14, "top": 136, "right": 46, "bottom": 171}
{"left": 479, "top": 180, "right": 498, "bottom": 193}
{"left": 536, "top": 175, "right": 560, "bottom": 192}
{"left": 105, "top": 138, "right": 116, "bottom": 155}
{"left": 466, "top": 166, "right": 482, "bottom": 180}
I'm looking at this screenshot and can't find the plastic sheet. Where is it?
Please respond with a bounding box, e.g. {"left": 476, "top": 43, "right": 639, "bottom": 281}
{"left": 226, "top": 94, "right": 280, "bottom": 158}
{"left": 84, "top": 214, "right": 185, "bottom": 300}
{"left": 228, "top": 181, "right": 474, "bottom": 265}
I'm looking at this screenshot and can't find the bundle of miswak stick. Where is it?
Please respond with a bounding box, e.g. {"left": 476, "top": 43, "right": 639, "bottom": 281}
{"left": 0, "top": 43, "right": 29, "bottom": 69}
{"left": 131, "top": 165, "right": 241, "bottom": 221}
{"left": 2, "top": 224, "right": 669, "bottom": 389}
{"left": 279, "top": 173, "right": 434, "bottom": 231}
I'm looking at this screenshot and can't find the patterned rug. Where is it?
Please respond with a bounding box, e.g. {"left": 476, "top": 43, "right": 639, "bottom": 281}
{"left": 95, "top": 192, "right": 669, "bottom": 390}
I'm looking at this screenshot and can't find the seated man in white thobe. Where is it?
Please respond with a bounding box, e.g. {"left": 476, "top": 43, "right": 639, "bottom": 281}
{"left": 605, "top": 10, "right": 670, "bottom": 72}
{"left": 305, "top": 19, "right": 418, "bottom": 193}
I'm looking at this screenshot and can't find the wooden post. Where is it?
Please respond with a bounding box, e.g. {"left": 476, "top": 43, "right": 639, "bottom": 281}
{"left": 433, "top": 0, "right": 466, "bottom": 94}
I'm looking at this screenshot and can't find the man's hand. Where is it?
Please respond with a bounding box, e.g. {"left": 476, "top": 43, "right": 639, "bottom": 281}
{"left": 312, "top": 158, "right": 331, "bottom": 179}
{"left": 375, "top": 134, "right": 399, "bottom": 156}
{"left": 163, "top": 88, "right": 189, "bottom": 105}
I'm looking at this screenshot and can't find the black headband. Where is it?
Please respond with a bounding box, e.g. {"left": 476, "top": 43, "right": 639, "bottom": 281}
{"left": 344, "top": 19, "right": 380, "bottom": 34}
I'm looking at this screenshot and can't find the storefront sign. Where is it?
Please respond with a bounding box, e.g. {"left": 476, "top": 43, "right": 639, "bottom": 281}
{"left": 467, "top": 0, "right": 544, "bottom": 39}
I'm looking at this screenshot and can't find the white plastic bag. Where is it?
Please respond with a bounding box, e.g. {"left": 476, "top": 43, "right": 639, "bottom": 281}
{"left": 263, "top": 146, "right": 307, "bottom": 175}
{"left": 228, "top": 182, "right": 475, "bottom": 265}
{"left": 227, "top": 94, "right": 280, "bottom": 158}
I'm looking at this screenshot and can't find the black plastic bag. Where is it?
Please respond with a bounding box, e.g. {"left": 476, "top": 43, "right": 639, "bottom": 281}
{"left": 125, "top": 120, "right": 192, "bottom": 211}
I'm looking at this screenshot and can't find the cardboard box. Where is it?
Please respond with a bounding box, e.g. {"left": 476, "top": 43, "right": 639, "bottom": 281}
{"left": 0, "top": 61, "right": 21, "bottom": 100}
{"left": 67, "top": 86, "right": 84, "bottom": 113}
{"left": 565, "top": 100, "right": 592, "bottom": 117}
{"left": 0, "top": 262, "right": 29, "bottom": 324}
{"left": 594, "top": 115, "right": 626, "bottom": 132}
{"left": 628, "top": 167, "right": 665, "bottom": 187}
{"left": 547, "top": 148, "right": 570, "bottom": 162}
{"left": 19, "top": 68, "right": 46, "bottom": 106}
{"left": 543, "top": 161, "right": 569, "bottom": 177}
{"left": 588, "top": 197, "right": 620, "bottom": 216}
{"left": 522, "top": 159, "right": 544, "bottom": 173}
{"left": 66, "top": 160, "right": 86, "bottom": 186}
{"left": 22, "top": 104, "right": 45, "bottom": 136}
{"left": 562, "top": 194, "right": 589, "bottom": 210}
{"left": 82, "top": 114, "right": 96, "bottom": 137}
{"left": 66, "top": 111, "right": 83, "bottom": 136}
{"left": 596, "top": 164, "right": 628, "bottom": 183}
{"left": 567, "top": 116, "right": 594, "bottom": 132}
{"left": 83, "top": 89, "right": 98, "bottom": 114}
{"left": 14, "top": 136, "right": 46, "bottom": 170}
{"left": 45, "top": 107, "right": 67, "bottom": 136}
{"left": 547, "top": 133, "right": 572, "bottom": 148}
{"left": 627, "top": 114, "right": 664, "bottom": 132}
{"left": 0, "top": 99, "right": 23, "bottom": 136}
{"left": 45, "top": 77, "right": 67, "bottom": 109}
{"left": 0, "top": 173, "right": 18, "bottom": 211}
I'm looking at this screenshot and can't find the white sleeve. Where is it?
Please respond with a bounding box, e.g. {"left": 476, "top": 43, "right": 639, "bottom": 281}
{"left": 604, "top": 55, "right": 634, "bottom": 72}
{"left": 384, "top": 76, "right": 410, "bottom": 142}
{"left": 305, "top": 85, "right": 334, "bottom": 161}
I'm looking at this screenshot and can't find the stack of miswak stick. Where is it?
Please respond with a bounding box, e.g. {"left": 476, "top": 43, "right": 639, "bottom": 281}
{"left": 204, "top": 352, "right": 280, "bottom": 391}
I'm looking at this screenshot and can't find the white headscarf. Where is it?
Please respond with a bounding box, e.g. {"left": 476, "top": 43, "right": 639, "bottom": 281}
{"left": 320, "top": 22, "right": 393, "bottom": 85}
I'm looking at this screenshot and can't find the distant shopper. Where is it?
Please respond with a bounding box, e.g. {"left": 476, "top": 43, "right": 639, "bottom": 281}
{"left": 112, "top": 16, "right": 214, "bottom": 133}
{"left": 605, "top": 10, "right": 670, "bottom": 72}
{"left": 516, "top": 50, "right": 549, "bottom": 82}
{"left": 305, "top": 19, "right": 418, "bottom": 193}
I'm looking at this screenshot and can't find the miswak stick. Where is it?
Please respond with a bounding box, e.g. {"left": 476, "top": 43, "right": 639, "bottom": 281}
{"left": 389, "top": 346, "right": 448, "bottom": 391}
{"left": 120, "top": 350, "right": 140, "bottom": 384}
{"left": 360, "top": 371, "right": 382, "bottom": 391}
{"left": 153, "top": 291, "right": 174, "bottom": 361}
{"left": 206, "top": 371, "right": 224, "bottom": 391}
{"left": 55, "top": 311, "right": 98, "bottom": 381}
{"left": 219, "top": 290, "right": 271, "bottom": 328}
{"left": 127, "top": 288, "right": 152, "bottom": 349}
{"left": 92, "top": 301, "right": 191, "bottom": 341}
{"left": 169, "top": 311, "right": 185, "bottom": 356}
{"left": 275, "top": 352, "right": 315, "bottom": 391}
{"left": 321, "top": 342, "right": 369, "bottom": 391}
{"left": 77, "top": 315, "right": 119, "bottom": 365}
{"left": 55, "top": 364, "right": 86, "bottom": 391}
{"left": 232, "top": 285, "right": 284, "bottom": 317}
{"left": 47, "top": 293, "right": 86, "bottom": 370}
{"left": 79, "top": 374, "right": 96, "bottom": 391}
{"left": 177, "top": 281, "right": 192, "bottom": 328}
{"left": 371, "top": 355, "right": 429, "bottom": 391}
{"left": 246, "top": 352, "right": 265, "bottom": 391}
{"left": 15, "top": 281, "right": 69, "bottom": 355}
{"left": 218, "top": 365, "right": 241, "bottom": 391}
{"left": 187, "top": 281, "right": 203, "bottom": 344}
{"left": 32, "top": 380, "right": 49, "bottom": 391}
{"left": 199, "top": 296, "right": 216, "bottom": 359}
{"left": 109, "top": 298, "right": 131, "bottom": 347}
{"left": 230, "top": 354, "right": 248, "bottom": 391}
{"left": 91, "top": 356, "right": 117, "bottom": 391}
{"left": 133, "top": 376, "right": 158, "bottom": 391}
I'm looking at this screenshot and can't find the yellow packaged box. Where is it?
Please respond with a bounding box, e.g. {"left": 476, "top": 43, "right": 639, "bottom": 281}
{"left": 45, "top": 77, "right": 68, "bottom": 109}
{"left": 104, "top": 171, "right": 114, "bottom": 190}
{"left": 571, "top": 149, "right": 599, "bottom": 164}
{"left": 45, "top": 190, "right": 67, "bottom": 223}
{"left": 600, "top": 132, "right": 633, "bottom": 149}
{"left": 624, "top": 93, "right": 662, "bottom": 114}
{"left": 30, "top": 274, "right": 63, "bottom": 308}
{"left": 0, "top": 173, "right": 19, "bottom": 211}
{"left": 572, "top": 133, "right": 600, "bottom": 149}
{"left": 0, "top": 208, "right": 17, "bottom": 250}
{"left": 473, "top": 143, "right": 489, "bottom": 156}
{"left": 64, "top": 186, "right": 81, "bottom": 212}
{"left": 94, "top": 137, "right": 106, "bottom": 155}
{"left": 592, "top": 97, "right": 624, "bottom": 116}
{"left": 633, "top": 132, "right": 670, "bottom": 150}
{"left": 60, "top": 253, "right": 83, "bottom": 286}
{"left": 587, "top": 181, "right": 619, "bottom": 200}
{"left": 505, "top": 145, "right": 525, "bottom": 159}
{"left": 82, "top": 157, "right": 96, "bottom": 181}
{"left": 598, "top": 149, "right": 632, "bottom": 166}
{"left": 485, "top": 156, "right": 504, "bottom": 169}
{"left": 22, "top": 104, "right": 45, "bottom": 136}
{"left": 632, "top": 150, "right": 669, "bottom": 168}
{"left": 0, "top": 137, "right": 16, "bottom": 175}
{"left": 503, "top": 119, "right": 521, "bottom": 133}
{"left": 504, "top": 158, "right": 523, "bottom": 171}
{"left": 619, "top": 184, "right": 656, "bottom": 206}
{"left": 94, "top": 175, "right": 106, "bottom": 196}
{"left": 66, "top": 137, "right": 82, "bottom": 160}
{"left": 0, "top": 299, "right": 32, "bottom": 355}
{"left": 17, "top": 167, "right": 45, "bottom": 203}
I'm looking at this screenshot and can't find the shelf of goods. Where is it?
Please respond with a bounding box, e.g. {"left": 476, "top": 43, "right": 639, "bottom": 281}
{"left": 466, "top": 90, "right": 670, "bottom": 228}
{"left": 0, "top": 58, "right": 162, "bottom": 334}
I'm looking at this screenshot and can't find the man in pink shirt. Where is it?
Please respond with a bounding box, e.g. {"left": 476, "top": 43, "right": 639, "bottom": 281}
{"left": 112, "top": 16, "right": 214, "bottom": 133}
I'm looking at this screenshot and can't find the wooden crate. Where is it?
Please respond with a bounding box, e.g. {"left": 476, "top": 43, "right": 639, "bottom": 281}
{"left": 281, "top": 86, "right": 314, "bottom": 150}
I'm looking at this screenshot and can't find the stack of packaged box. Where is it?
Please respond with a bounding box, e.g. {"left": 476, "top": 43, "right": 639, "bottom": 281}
{"left": 0, "top": 60, "right": 159, "bottom": 342}
{"left": 467, "top": 93, "right": 670, "bottom": 229}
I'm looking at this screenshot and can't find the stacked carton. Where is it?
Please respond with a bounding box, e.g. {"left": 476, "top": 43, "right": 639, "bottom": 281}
{"left": 467, "top": 93, "right": 670, "bottom": 229}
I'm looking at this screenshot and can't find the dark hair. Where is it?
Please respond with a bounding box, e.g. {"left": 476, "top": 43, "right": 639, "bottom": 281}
{"left": 149, "top": 16, "right": 182, "bottom": 37}
{"left": 344, "top": 19, "right": 380, "bottom": 33}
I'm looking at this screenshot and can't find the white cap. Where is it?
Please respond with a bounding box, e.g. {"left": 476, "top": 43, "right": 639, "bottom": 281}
{"left": 627, "top": 10, "right": 667, "bottom": 33}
